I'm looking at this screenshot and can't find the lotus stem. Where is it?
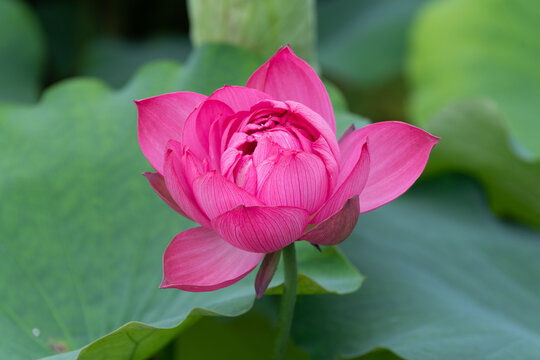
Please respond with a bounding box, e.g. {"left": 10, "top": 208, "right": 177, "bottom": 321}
{"left": 273, "top": 242, "right": 298, "bottom": 360}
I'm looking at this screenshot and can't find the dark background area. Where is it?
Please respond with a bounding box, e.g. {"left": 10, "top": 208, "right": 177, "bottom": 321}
{"left": 26, "top": 0, "right": 191, "bottom": 86}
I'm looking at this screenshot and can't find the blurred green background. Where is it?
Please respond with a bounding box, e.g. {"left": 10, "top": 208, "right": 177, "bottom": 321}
{"left": 1, "top": 0, "right": 540, "bottom": 359}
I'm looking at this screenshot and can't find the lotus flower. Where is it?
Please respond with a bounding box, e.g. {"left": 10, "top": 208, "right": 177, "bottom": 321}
{"left": 136, "top": 46, "right": 438, "bottom": 292}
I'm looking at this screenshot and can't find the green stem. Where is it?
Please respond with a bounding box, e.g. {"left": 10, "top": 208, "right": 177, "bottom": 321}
{"left": 274, "top": 242, "right": 298, "bottom": 360}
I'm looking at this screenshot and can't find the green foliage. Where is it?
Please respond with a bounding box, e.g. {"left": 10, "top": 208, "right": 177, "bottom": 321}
{"left": 3, "top": 1, "right": 540, "bottom": 358}
{"left": 79, "top": 36, "right": 192, "bottom": 88}
{"left": 424, "top": 101, "right": 540, "bottom": 228}
{"left": 173, "top": 306, "right": 310, "bottom": 360}
{"left": 0, "top": 46, "right": 361, "bottom": 360}
{"left": 266, "top": 243, "right": 363, "bottom": 296}
{"left": 318, "top": 0, "right": 428, "bottom": 88}
{"left": 291, "top": 176, "right": 540, "bottom": 359}
{"left": 0, "top": 0, "right": 45, "bottom": 102}
{"left": 317, "top": 0, "right": 430, "bottom": 121}
{"left": 345, "top": 348, "right": 404, "bottom": 360}
{"left": 188, "top": 0, "right": 316, "bottom": 62}
{"left": 409, "top": 0, "right": 540, "bottom": 159}
{"left": 177, "top": 44, "right": 263, "bottom": 95}
{"left": 325, "top": 80, "right": 371, "bottom": 136}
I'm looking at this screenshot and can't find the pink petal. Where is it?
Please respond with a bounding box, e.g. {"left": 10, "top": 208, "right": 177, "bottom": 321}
{"left": 312, "top": 136, "right": 339, "bottom": 190}
{"left": 339, "top": 124, "right": 356, "bottom": 143}
{"left": 182, "top": 99, "right": 234, "bottom": 162}
{"left": 143, "top": 172, "right": 187, "bottom": 217}
{"left": 161, "top": 227, "right": 263, "bottom": 291}
{"left": 257, "top": 150, "right": 329, "bottom": 214}
{"left": 246, "top": 46, "right": 336, "bottom": 132}
{"left": 285, "top": 101, "right": 340, "bottom": 162}
{"left": 163, "top": 142, "right": 211, "bottom": 227}
{"left": 234, "top": 157, "right": 258, "bottom": 195}
{"left": 340, "top": 121, "right": 439, "bottom": 213}
{"left": 209, "top": 85, "right": 273, "bottom": 113}
{"left": 301, "top": 196, "right": 359, "bottom": 246}
{"left": 220, "top": 146, "right": 243, "bottom": 176}
{"left": 212, "top": 206, "right": 309, "bottom": 253}
{"left": 311, "top": 142, "right": 370, "bottom": 224}
{"left": 192, "top": 172, "right": 263, "bottom": 219}
{"left": 136, "top": 92, "right": 206, "bottom": 174}
{"left": 255, "top": 251, "right": 281, "bottom": 299}
{"left": 252, "top": 136, "right": 282, "bottom": 166}
{"left": 255, "top": 128, "right": 302, "bottom": 151}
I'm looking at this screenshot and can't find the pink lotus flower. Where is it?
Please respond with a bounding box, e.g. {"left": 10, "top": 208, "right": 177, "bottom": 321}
{"left": 136, "top": 46, "right": 438, "bottom": 292}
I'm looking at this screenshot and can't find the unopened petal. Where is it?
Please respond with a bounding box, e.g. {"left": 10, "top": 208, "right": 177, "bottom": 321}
{"left": 257, "top": 151, "right": 329, "bottom": 214}
{"left": 285, "top": 101, "right": 340, "bottom": 162}
{"left": 246, "top": 46, "right": 336, "bottom": 132}
{"left": 182, "top": 99, "right": 234, "bottom": 162}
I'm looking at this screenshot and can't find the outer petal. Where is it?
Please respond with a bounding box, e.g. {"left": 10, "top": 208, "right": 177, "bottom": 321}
{"left": 143, "top": 172, "right": 186, "bottom": 217}
{"left": 301, "top": 196, "right": 359, "bottom": 246}
{"left": 192, "top": 172, "right": 263, "bottom": 219}
{"left": 136, "top": 92, "right": 206, "bottom": 173}
{"left": 257, "top": 150, "right": 329, "bottom": 214}
{"left": 340, "top": 121, "right": 439, "bottom": 213}
{"left": 254, "top": 251, "right": 281, "bottom": 299}
{"left": 163, "top": 142, "right": 211, "bottom": 228}
{"left": 212, "top": 206, "right": 309, "bottom": 253}
{"left": 246, "top": 46, "right": 336, "bottom": 132}
{"left": 161, "top": 227, "right": 263, "bottom": 291}
{"left": 311, "top": 142, "right": 370, "bottom": 224}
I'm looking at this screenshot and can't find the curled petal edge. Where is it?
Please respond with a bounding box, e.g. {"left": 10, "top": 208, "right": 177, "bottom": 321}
{"left": 301, "top": 196, "right": 360, "bottom": 246}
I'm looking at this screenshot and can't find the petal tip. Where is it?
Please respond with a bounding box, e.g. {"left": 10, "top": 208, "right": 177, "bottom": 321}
{"left": 283, "top": 44, "right": 294, "bottom": 53}
{"left": 158, "top": 278, "right": 169, "bottom": 289}
{"left": 276, "top": 44, "right": 297, "bottom": 60}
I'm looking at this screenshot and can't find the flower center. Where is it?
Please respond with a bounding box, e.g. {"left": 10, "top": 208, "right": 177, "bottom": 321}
{"left": 238, "top": 138, "right": 257, "bottom": 155}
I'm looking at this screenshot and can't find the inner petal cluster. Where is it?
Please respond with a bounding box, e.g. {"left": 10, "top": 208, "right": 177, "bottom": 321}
{"left": 216, "top": 100, "right": 337, "bottom": 214}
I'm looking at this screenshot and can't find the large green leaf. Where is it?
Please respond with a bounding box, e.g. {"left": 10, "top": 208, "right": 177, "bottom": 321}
{"left": 267, "top": 243, "right": 362, "bottom": 296}
{"left": 0, "top": 46, "right": 361, "bottom": 360}
{"left": 424, "top": 101, "right": 540, "bottom": 228}
{"left": 187, "top": 0, "right": 316, "bottom": 62}
{"left": 0, "top": 0, "right": 45, "bottom": 102}
{"left": 173, "top": 302, "right": 310, "bottom": 360}
{"left": 290, "top": 175, "right": 540, "bottom": 359}
{"left": 173, "top": 299, "right": 403, "bottom": 360}
{"left": 409, "top": 0, "right": 540, "bottom": 159}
